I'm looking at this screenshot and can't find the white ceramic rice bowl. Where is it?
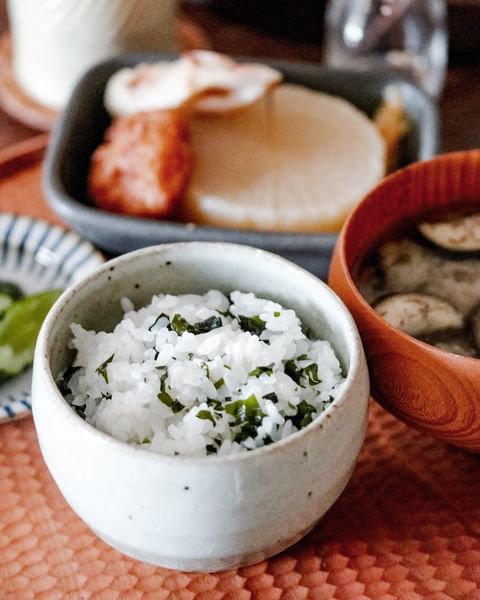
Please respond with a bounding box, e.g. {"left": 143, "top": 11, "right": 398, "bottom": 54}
{"left": 32, "top": 242, "right": 369, "bottom": 571}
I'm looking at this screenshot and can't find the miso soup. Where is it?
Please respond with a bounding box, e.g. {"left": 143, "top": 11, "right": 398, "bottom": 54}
{"left": 356, "top": 212, "right": 480, "bottom": 358}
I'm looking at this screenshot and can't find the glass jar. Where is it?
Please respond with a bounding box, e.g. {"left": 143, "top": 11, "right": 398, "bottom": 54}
{"left": 324, "top": 0, "right": 448, "bottom": 98}
{"left": 8, "top": 0, "right": 177, "bottom": 110}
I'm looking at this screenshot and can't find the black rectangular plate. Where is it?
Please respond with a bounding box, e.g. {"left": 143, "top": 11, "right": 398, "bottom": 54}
{"left": 44, "top": 53, "right": 439, "bottom": 280}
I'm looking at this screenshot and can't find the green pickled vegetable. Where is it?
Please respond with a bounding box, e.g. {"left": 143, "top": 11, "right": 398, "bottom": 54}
{"left": 0, "top": 294, "right": 14, "bottom": 315}
{"left": 0, "top": 281, "right": 23, "bottom": 300}
{"left": 0, "top": 281, "right": 23, "bottom": 316}
{"left": 0, "top": 289, "right": 61, "bottom": 382}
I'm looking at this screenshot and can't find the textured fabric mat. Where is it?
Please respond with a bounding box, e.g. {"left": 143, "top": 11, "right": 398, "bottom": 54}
{"left": 0, "top": 138, "right": 479, "bottom": 598}
{"left": 1, "top": 401, "right": 479, "bottom": 599}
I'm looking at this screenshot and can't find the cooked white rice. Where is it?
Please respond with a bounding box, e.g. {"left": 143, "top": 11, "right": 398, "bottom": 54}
{"left": 61, "top": 290, "right": 346, "bottom": 456}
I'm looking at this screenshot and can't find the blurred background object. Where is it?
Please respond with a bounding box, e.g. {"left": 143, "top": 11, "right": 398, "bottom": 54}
{"left": 188, "top": 0, "right": 324, "bottom": 43}
{"left": 7, "top": 0, "right": 177, "bottom": 111}
{"left": 183, "top": 0, "right": 478, "bottom": 62}
{"left": 323, "top": 0, "right": 448, "bottom": 98}
{"left": 0, "top": 0, "right": 479, "bottom": 152}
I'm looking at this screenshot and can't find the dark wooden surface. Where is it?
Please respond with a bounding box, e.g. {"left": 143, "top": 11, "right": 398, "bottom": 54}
{"left": 0, "top": 0, "right": 479, "bottom": 153}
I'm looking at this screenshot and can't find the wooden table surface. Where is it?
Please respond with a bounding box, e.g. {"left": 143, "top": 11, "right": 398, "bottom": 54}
{"left": 0, "top": 1, "right": 479, "bottom": 154}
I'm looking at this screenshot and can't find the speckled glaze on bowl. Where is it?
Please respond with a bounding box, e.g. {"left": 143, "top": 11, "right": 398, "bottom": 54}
{"left": 32, "top": 242, "right": 369, "bottom": 571}
{"left": 329, "top": 150, "right": 480, "bottom": 452}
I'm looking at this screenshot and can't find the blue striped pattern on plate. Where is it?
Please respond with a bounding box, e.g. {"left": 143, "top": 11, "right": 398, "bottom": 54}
{"left": 0, "top": 213, "right": 104, "bottom": 423}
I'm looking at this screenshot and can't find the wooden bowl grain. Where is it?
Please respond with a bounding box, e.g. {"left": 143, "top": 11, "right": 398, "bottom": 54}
{"left": 329, "top": 150, "right": 480, "bottom": 451}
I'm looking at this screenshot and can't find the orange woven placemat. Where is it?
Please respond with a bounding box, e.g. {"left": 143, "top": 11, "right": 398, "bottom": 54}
{"left": 2, "top": 402, "right": 480, "bottom": 599}
{"left": 0, "top": 138, "right": 480, "bottom": 599}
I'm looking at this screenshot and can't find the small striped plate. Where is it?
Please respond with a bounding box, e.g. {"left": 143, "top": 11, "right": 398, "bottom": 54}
{"left": 0, "top": 213, "right": 104, "bottom": 423}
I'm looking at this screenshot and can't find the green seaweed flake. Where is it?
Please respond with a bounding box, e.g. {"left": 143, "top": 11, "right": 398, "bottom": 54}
{"left": 172, "top": 314, "right": 223, "bottom": 335}
{"left": 290, "top": 400, "right": 316, "bottom": 429}
{"left": 148, "top": 313, "right": 170, "bottom": 331}
{"left": 171, "top": 314, "right": 190, "bottom": 334}
{"left": 158, "top": 390, "right": 184, "bottom": 414}
{"left": 249, "top": 365, "right": 273, "bottom": 378}
{"left": 197, "top": 410, "right": 216, "bottom": 425}
{"left": 191, "top": 316, "right": 223, "bottom": 334}
{"left": 237, "top": 314, "right": 266, "bottom": 336}
{"left": 225, "top": 394, "right": 264, "bottom": 426}
{"left": 96, "top": 354, "right": 114, "bottom": 384}
{"left": 285, "top": 359, "right": 303, "bottom": 385}
{"left": 214, "top": 377, "right": 224, "bottom": 389}
{"left": 304, "top": 363, "right": 321, "bottom": 385}
{"left": 57, "top": 365, "right": 81, "bottom": 396}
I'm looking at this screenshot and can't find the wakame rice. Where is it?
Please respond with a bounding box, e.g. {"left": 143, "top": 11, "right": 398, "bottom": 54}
{"left": 61, "top": 291, "right": 346, "bottom": 456}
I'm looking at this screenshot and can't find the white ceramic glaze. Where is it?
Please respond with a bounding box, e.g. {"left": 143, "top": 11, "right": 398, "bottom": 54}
{"left": 8, "top": 0, "right": 177, "bottom": 110}
{"left": 32, "top": 243, "right": 369, "bottom": 572}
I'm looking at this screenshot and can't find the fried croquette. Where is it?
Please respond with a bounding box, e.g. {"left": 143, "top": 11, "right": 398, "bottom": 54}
{"left": 88, "top": 110, "right": 192, "bottom": 218}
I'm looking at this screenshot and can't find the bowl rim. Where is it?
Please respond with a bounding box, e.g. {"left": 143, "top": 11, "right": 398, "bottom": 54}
{"left": 334, "top": 149, "right": 480, "bottom": 366}
{"left": 34, "top": 241, "right": 368, "bottom": 465}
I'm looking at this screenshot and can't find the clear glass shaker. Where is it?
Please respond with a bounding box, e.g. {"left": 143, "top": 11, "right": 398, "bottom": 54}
{"left": 324, "top": 0, "right": 448, "bottom": 98}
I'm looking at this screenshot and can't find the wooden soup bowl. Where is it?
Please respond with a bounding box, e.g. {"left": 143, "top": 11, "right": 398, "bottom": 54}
{"left": 329, "top": 150, "right": 480, "bottom": 451}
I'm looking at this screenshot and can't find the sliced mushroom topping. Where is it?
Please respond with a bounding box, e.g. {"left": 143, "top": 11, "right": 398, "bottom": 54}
{"left": 379, "top": 239, "right": 441, "bottom": 294}
{"left": 373, "top": 293, "right": 463, "bottom": 337}
{"left": 470, "top": 303, "right": 480, "bottom": 352}
{"left": 421, "top": 260, "right": 480, "bottom": 315}
{"left": 419, "top": 213, "right": 480, "bottom": 252}
{"left": 374, "top": 238, "right": 480, "bottom": 315}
